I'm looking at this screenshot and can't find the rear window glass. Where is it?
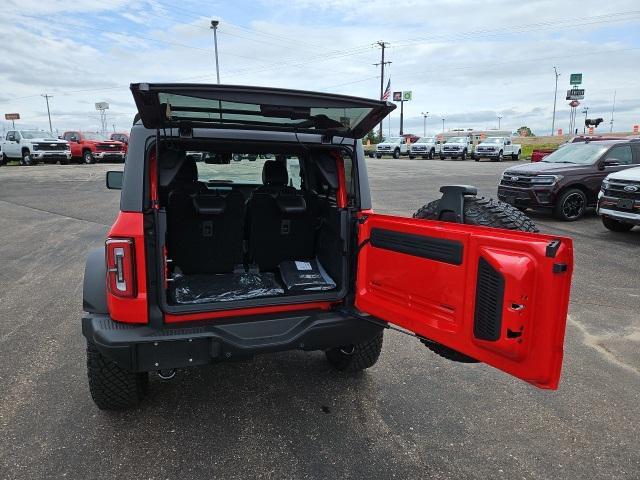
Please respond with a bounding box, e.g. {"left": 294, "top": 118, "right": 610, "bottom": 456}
{"left": 159, "top": 93, "right": 372, "bottom": 132}
{"left": 195, "top": 155, "right": 301, "bottom": 188}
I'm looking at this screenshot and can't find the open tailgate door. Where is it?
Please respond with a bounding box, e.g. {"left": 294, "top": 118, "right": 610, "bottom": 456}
{"left": 355, "top": 214, "right": 573, "bottom": 389}
{"left": 130, "top": 83, "right": 395, "bottom": 138}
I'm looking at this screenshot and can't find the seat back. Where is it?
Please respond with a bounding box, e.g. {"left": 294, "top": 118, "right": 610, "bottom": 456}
{"left": 167, "top": 189, "right": 245, "bottom": 274}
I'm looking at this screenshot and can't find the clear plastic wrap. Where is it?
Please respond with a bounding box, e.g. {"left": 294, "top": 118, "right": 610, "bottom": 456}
{"left": 278, "top": 258, "right": 336, "bottom": 292}
{"left": 171, "top": 272, "right": 284, "bottom": 304}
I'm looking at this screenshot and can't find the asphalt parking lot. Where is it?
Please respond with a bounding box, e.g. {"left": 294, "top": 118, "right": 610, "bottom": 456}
{"left": 0, "top": 159, "right": 638, "bottom": 480}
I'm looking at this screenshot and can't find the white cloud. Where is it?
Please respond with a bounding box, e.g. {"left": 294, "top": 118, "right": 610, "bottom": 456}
{"left": 0, "top": 0, "right": 639, "bottom": 135}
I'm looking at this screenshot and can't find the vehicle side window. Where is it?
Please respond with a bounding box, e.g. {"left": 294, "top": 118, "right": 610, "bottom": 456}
{"left": 63, "top": 132, "right": 71, "bottom": 141}
{"left": 14, "top": 132, "right": 21, "bottom": 141}
{"left": 6, "top": 131, "right": 14, "bottom": 141}
{"left": 604, "top": 145, "right": 633, "bottom": 165}
{"left": 631, "top": 144, "right": 640, "bottom": 163}
{"left": 286, "top": 157, "right": 302, "bottom": 189}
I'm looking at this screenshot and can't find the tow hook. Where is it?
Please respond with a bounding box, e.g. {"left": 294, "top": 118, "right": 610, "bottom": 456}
{"left": 157, "top": 369, "right": 176, "bottom": 380}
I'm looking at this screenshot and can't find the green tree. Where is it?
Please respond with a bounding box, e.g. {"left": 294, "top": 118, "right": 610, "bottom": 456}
{"left": 364, "top": 130, "right": 382, "bottom": 144}
{"left": 516, "top": 126, "right": 535, "bottom": 137}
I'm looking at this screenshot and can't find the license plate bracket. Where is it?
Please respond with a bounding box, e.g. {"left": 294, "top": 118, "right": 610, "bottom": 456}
{"left": 617, "top": 198, "right": 634, "bottom": 210}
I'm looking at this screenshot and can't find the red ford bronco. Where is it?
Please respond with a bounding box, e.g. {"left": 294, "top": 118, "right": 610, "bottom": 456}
{"left": 82, "top": 84, "right": 573, "bottom": 410}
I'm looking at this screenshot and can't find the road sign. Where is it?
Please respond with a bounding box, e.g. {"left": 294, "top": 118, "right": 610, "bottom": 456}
{"left": 392, "top": 91, "right": 402, "bottom": 102}
{"left": 569, "top": 100, "right": 580, "bottom": 108}
{"left": 95, "top": 102, "right": 109, "bottom": 110}
{"left": 402, "top": 91, "right": 412, "bottom": 101}
{"left": 570, "top": 73, "right": 582, "bottom": 85}
{"left": 634, "top": 125, "right": 639, "bottom": 134}
{"left": 4, "top": 113, "right": 20, "bottom": 120}
{"left": 566, "top": 89, "right": 585, "bottom": 100}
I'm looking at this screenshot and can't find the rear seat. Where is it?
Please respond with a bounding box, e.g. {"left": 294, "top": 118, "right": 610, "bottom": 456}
{"left": 245, "top": 160, "right": 316, "bottom": 270}
{"left": 166, "top": 160, "right": 245, "bottom": 274}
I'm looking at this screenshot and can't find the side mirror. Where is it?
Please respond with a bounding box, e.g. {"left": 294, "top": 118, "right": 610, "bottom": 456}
{"left": 106, "top": 170, "right": 124, "bottom": 190}
{"left": 600, "top": 158, "right": 620, "bottom": 169}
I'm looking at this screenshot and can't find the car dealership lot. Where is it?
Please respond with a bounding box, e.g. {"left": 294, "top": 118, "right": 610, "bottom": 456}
{"left": 0, "top": 161, "right": 638, "bottom": 479}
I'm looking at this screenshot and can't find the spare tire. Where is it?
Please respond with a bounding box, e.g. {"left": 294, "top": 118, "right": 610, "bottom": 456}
{"left": 412, "top": 196, "right": 538, "bottom": 362}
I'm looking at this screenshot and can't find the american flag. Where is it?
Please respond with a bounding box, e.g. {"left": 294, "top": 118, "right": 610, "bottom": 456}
{"left": 382, "top": 78, "right": 391, "bottom": 101}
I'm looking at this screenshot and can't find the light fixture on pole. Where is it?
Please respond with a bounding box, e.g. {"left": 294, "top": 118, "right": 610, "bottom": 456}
{"left": 421, "top": 111, "right": 429, "bottom": 137}
{"left": 497, "top": 114, "right": 503, "bottom": 130}
{"left": 551, "top": 67, "right": 560, "bottom": 136}
{"left": 210, "top": 20, "right": 221, "bottom": 84}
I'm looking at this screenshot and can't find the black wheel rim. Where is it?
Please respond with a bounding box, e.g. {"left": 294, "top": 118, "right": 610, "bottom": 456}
{"left": 562, "top": 192, "right": 585, "bottom": 218}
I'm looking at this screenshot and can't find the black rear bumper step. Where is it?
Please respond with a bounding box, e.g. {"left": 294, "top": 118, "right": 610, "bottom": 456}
{"left": 82, "top": 310, "right": 383, "bottom": 372}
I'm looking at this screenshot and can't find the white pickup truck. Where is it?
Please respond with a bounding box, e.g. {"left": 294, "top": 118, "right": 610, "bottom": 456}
{"left": 408, "top": 137, "right": 441, "bottom": 159}
{"left": 375, "top": 136, "right": 410, "bottom": 159}
{"left": 1, "top": 129, "right": 71, "bottom": 165}
{"left": 440, "top": 136, "right": 474, "bottom": 160}
{"left": 597, "top": 166, "right": 640, "bottom": 232}
{"left": 473, "top": 137, "right": 521, "bottom": 162}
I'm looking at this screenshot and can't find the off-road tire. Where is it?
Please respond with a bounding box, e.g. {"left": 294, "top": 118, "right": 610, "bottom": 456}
{"left": 413, "top": 196, "right": 538, "bottom": 362}
{"left": 512, "top": 151, "right": 520, "bottom": 160}
{"left": 375, "top": 154, "right": 382, "bottom": 159}
{"left": 86, "top": 341, "right": 148, "bottom": 410}
{"left": 0, "top": 153, "right": 7, "bottom": 165}
{"left": 440, "top": 155, "right": 446, "bottom": 160}
{"left": 393, "top": 148, "right": 400, "bottom": 159}
{"left": 22, "top": 150, "right": 37, "bottom": 166}
{"left": 554, "top": 188, "right": 587, "bottom": 221}
{"left": 326, "top": 331, "right": 383, "bottom": 372}
{"left": 495, "top": 150, "right": 503, "bottom": 162}
{"left": 602, "top": 216, "right": 634, "bottom": 232}
{"left": 429, "top": 148, "right": 435, "bottom": 159}
{"left": 461, "top": 149, "right": 467, "bottom": 161}
{"left": 83, "top": 150, "right": 95, "bottom": 164}
{"left": 409, "top": 155, "right": 415, "bottom": 160}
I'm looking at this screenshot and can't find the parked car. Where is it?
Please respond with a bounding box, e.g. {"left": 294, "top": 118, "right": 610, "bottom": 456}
{"left": 82, "top": 83, "right": 573, "bottom": 410}
{"left": 498, "top": 139, "right": 640, "bottom": 220}
{"left": 1, "top": 129, "right": 71, "bottom": 165}
{"left": 110, "top": 132, "right": 129, "bottom": 154}
{"left": 440, "top": 136, "right": 474, "bottom": 160}
{"left": 375, "top": 136, "right": 409, "bottom": 158}
{"left": 408, "top": 136, "right": 441, "bottom": 159}
{"left": 61, "top": 131, "right": 126, "bottom": 164}
{"left": 597, "top": 166, "right": 640, "bottom": 231}
{"left": 473, "top": 137, "right": 521, "bottom": 162}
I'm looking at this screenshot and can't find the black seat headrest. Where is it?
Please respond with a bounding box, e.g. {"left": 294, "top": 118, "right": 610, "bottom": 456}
{"left": 174, "top": 158, "right": 198, "bottom": 184}
{"left": 193, "top": 194, "right": 226, "bottom": 215}
{"left": 262, "top": 160, "right": 288, "bottom": 186}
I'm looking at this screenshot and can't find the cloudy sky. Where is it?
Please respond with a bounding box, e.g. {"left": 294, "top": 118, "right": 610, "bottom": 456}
{"left": 1, "top": 0, "right": 639, "bottom": 137}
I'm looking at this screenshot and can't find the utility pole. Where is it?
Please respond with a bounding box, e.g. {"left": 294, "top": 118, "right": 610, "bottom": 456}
{"left": 610, "top": 90, "right": 616, "bottom": 133}
{"left": 442, "top": 118, "right": 445, "bottom": 134}
{"left": 551, "top": 67, "right": 560, "bottom": 136}
{"left": 497, "top": 114, "right": 503, "bottom": 130}
{"left": 374, "top": 41, "right": 391, "bottom": 139}
{"left": 399, "top": 98, "right": 404, "bottom": 135}
{"left": 582, "top": 107, "right": 589, "bottom": 134}
{"left": 42, "top": 94, "right": 53, "bottom": 133}
{"left": 421, "top": 112, "right": 429, "bottom": 137}
{"left": 211, "top": 20, "right": 221, "bottom": 84}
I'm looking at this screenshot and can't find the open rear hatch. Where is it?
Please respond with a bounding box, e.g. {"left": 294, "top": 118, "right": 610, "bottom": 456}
{"left": 130, "top": 83, "right": 395, "bottom": 138}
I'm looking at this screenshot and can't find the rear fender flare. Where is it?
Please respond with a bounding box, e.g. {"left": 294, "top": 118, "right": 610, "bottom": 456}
{"left": 83, "top": 247, "right": 108, "bottom": 314}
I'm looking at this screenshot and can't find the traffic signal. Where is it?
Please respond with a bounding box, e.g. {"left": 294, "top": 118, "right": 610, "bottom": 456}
{"left": 585, "top": 118, "right": 604, "bottom": 127}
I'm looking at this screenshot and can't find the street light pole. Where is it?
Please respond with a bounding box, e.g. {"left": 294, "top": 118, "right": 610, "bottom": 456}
{"left": 210, "top": 20, "right": 221, "bottom": 84}
{"left": 42, "top": 94, "right": 53, "bottom": 133}
{"left": 442, "top": 118, "right": 445, "bottom": 134}
{"left": 497, "top": 114, "right": 503, "bottom": 130}
{"left": 551, "top": 67, "right": 560, "bottom": 136}
{"left": 421, "top": 111, "right": 428, "bottom": 137}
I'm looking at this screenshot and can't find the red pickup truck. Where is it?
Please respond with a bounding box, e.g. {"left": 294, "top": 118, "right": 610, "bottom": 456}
{"left": 61, "top": 131, "right": 126, "bottom": 164}
{"left": 110, "top": 132, "right": 129, "bottom": 155}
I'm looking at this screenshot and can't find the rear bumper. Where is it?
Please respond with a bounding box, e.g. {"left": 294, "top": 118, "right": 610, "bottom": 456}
{"left": 82, "top": 310, "right": 383, "bottom": 372}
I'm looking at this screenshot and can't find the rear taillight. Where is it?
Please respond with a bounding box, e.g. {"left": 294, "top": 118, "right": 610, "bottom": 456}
{"left": 106, "top": 238, "right": 136, "bottom": 298}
